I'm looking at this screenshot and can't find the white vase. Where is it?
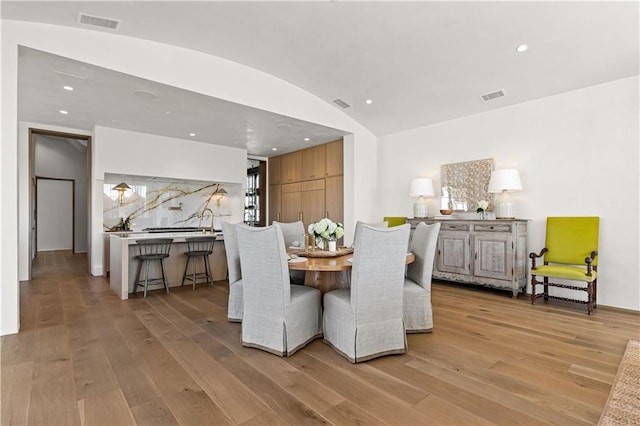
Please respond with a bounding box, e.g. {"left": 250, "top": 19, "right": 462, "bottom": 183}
{"left": 328, "top": 239, "right": 337, "bottom": 252}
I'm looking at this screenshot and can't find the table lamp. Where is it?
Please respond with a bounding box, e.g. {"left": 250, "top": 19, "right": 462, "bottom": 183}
{"left": 409, "top": 178, "right": 434, "bottom": 218}
{"left": 488, "top": 169, "right": 522, "bottom": 219}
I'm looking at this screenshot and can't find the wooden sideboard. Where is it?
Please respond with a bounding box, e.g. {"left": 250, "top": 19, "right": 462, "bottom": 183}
{"left": 408, "top": 218, "right": 528, "bottom": 297}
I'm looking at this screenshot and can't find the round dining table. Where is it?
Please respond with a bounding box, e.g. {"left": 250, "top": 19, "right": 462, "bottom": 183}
{"left": 287, "top": 247, "right": 415, "bottom": 294}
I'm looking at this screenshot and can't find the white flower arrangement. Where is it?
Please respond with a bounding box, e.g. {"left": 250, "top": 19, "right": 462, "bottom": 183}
{"left": 476, "top": 200, "right": 489, "bottom": 213}
{"left": 308, "top": 218, "right": 344, "bottom": 249}
{"left": 476, "top": 199, "right": 489, "bottom": 219}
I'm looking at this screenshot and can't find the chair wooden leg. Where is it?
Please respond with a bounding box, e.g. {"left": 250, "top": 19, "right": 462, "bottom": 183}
{"left": 593, "top": 278, "right": 598, "bottom": 308}
{"left": 531, "top": 275, "right": 537, "bottom": 305}
{"left": 543, "top": 277, "right": 549, "bottom": 301}
{"left": 587, "top": 281, "right": 594, "bottom": 315}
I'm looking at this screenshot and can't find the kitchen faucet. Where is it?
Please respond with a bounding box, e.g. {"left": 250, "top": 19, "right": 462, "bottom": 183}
{"left": 199, "top": 208, "right": 215, "bottom": 233}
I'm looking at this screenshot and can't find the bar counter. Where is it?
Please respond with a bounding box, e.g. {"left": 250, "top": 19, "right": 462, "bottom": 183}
{"left": 109, "top": 231, "right": 226, "bottom": 299}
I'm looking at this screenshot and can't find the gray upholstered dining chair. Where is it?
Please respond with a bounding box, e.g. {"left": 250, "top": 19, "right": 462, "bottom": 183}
{"left": 273, "top": 220, "right": 306, "bottom": 285}
{"left": 352, "top": 220, "right": 388, "bottom": 246}
{"left": 222, "top": 222, "right": 243, "bottom": 322}
{"left": 236, "top": 224, "right": 322, "bottom": 356}
{"left": 272, "top": 220, "right": 305, "bottom": 248}
{"left": 323, "top": 223, "right": 410, "bottom": 363}
{"left": 404, "top": 222, "right": 440, "bottom": 333}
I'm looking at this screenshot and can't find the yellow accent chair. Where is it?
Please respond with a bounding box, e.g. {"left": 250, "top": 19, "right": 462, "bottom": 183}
{"left": 530, "top": 217, "right": 599, "bottom": 314}
{"left": 383, "top": 217, "right": 407, "bottom": 227}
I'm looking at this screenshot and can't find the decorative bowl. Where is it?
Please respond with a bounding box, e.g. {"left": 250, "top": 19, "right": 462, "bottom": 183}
{"left": 439, "top": 209, "right": 454, "bottom": 215}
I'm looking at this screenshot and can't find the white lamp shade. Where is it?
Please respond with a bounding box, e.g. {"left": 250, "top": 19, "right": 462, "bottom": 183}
{"left": 409, "top": 178, "right": 434, "bottom": 197}
{"left": 488, "top": 169, "right": 523, "bottom": 193}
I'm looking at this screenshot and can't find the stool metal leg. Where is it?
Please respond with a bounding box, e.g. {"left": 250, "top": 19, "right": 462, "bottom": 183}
{"left": 205, "top": 254, "right": 214, "bottom": 286}
{"left": 160, "top": 259, "right": 169, "bottom": 294}
{"left": 134, "top": 259, "right": 143, "bottom": 296}
{"left": 181, "top": 256, "right": 190, "bottom": 286}
{"left": 143, "top": 259, "right": 150, "bottom": 298}
{"left": 191, "top": 256, "right": 197, "bottom": 290}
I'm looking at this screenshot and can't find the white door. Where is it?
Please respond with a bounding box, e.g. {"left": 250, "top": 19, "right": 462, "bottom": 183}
{"left": 37, "top": 178, "right": 74, "bottom": 251}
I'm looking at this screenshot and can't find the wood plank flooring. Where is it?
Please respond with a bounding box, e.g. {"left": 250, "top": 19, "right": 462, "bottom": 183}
{"left": 2, "top": 250, "right": 639, "bottom": 425}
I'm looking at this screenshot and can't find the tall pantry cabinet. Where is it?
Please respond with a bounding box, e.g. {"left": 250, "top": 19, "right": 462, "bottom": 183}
{"left": 268, "top": 139, "right": 344, "bottom": 231}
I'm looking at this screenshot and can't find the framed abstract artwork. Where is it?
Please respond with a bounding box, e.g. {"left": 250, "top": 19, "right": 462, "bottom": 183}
{"left": 441, "top": 158, "right": 494, "bottom": 212}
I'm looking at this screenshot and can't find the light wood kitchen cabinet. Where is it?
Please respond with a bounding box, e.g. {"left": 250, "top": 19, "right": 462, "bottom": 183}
{"left": 281, "top": 151, "right": 302, "bottom": 183}
{"left": 301, "top": 144, "right": 326, "bottom": 180}
{"left": 268, "top": 184, "right": 281, "bottom": 223}
{"left": 325, "top": 139, "right": 344, "bottom": 177}
{"left": 325, "top": 175, "right": 343, "bottom": 225}
{"left": 268, "top": 139, "right": 343, "bottom": 226}
{"left": 300, "top": 180, "right": 325, "bottom": 226}
{"left": 280, "top": 180, "right": 326, "bottom": 228}
{"left": 408, "top": 219, "right": 527, "bottom": 297}
{"left": 268, "top": 156, "right": 282, "bottom": 185}
{"left": 281, "top": 182, "right": 302, "bottom": 223}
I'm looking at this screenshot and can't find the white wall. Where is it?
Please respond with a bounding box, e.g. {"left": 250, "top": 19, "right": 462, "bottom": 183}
{"left": 378, "top": 76, "right": 639, "bottom": 311}
{"left": 35, "top": 135, "right": 88, "bottom": 253}
{"left": 2, "top": 20, "right": 377, "bottom": 335}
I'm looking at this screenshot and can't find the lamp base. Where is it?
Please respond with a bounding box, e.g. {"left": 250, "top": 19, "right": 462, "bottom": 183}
{"left": 413, "top": 197, "right": 429, "bottom": 218}
{"left": 494, "top": 191, "right": 516, "bottom": 219}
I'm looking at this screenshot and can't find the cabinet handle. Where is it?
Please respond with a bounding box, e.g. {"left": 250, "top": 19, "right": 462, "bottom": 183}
{"left": 475, "top": 252, "right": 477, "bottom": 260}
{"left": 277, "top": 213, "right": 280, "bottom": 221}
{"left": 325, "top": 211, "right": 329, "bottom": 218}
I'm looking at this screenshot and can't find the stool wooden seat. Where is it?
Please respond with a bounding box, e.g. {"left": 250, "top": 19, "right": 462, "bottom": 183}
{"left": 181, "top": 236, "right": 216, "bottom": 290}
{"left": 133, "top": 238, "right": 173, "bottom": 298}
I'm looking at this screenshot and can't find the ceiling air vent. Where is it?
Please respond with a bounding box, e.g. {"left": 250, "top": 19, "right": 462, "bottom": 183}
{"left": 332, "top": 98, "right": 351, "bottom": 109}
{"left": 481, "top": 90, "right": 505, "bottom": 102}
{"left": 77, "top": 12, "right": 121, "bottom": 30}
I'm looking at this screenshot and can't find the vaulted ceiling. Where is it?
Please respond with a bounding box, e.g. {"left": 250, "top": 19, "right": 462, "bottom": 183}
{"left": 3, "top": 1, "right": 638, "bottom": 157}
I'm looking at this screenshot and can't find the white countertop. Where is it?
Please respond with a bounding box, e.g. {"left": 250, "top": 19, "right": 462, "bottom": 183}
{"left": 109, "top": 231, "right": 223, "bottom": 242}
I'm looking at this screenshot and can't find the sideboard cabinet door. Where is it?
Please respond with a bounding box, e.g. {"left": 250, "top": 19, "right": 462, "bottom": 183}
{"left": 437, "top": 232, "right": 471, "bottom": 275}
{"left": 473, "top": 233, "right": 513, "bottom": 281}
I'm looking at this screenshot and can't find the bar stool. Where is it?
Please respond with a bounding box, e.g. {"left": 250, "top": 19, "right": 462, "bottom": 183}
{"left": 133, "top": 238, "right": 173, "bottom": 298}
{"left": 181, "top": 236, "right": 216, "bottom": 290}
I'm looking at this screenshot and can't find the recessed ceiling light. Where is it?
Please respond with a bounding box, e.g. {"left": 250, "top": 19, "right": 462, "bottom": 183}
{"left": 272, "top": 147, "right": 278, "bottom": 151}
{"left": 516, "top": 44, "right": 528, "bottom": 53}
{"left": 59, "top": 110, "right": 68, "bottom": 114}
{"left": 63, "top": 85, "right": 74, "bottom": 91}
{"left": 189, "top": 132, "right": 196, "bottom": 137}
{"left": 165, "top": 111, "right": 171, "bottom": 115}
{"left": 365, "top": 99, "right": 373, "bottom": 104}
{"left": 304, "top": 137, "right": 310, "bottom": 141}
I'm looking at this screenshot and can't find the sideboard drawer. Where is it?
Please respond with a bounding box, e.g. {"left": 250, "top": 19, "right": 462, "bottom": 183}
{"left": 474, "top": 223, "right": 512, "bottom": 233}
{"left": 441, "top": 223, "right": 469, "bottom": 231}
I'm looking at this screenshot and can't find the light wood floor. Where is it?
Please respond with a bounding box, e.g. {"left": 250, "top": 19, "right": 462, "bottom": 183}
{"left": 2, "top": 251, "right": 639, "bottom": 425}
